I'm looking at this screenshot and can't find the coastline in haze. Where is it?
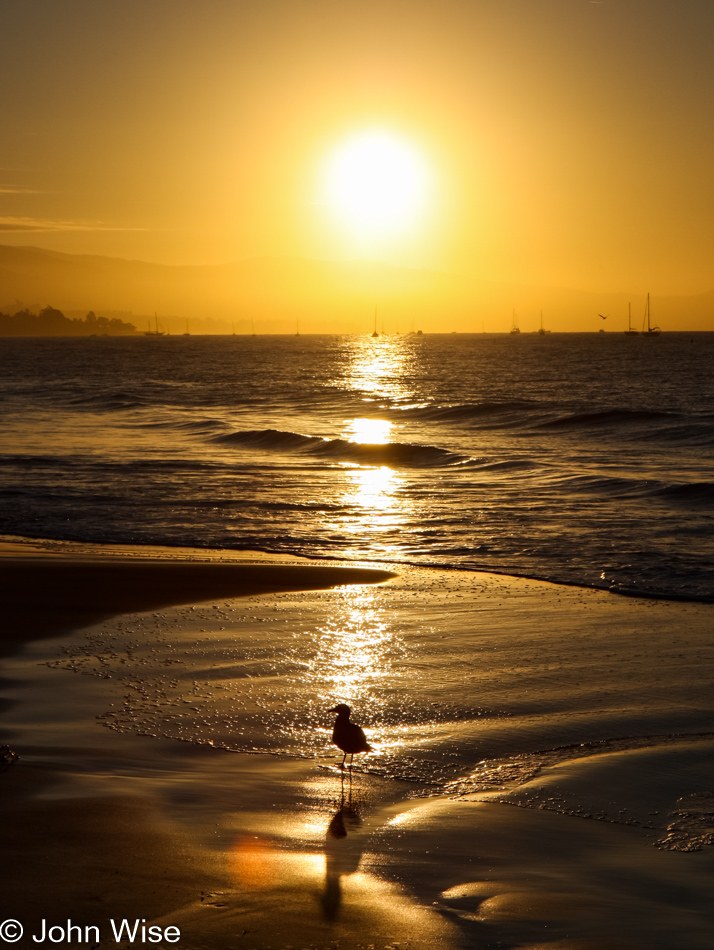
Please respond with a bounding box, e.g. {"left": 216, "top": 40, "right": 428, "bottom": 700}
{"left": 2, "top": 244, "right": 714, "bottom": 335}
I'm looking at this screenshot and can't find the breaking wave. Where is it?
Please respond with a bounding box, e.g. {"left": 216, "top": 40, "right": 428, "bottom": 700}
{"left": 214, "top": 428, "right": 470, "bottom": 468}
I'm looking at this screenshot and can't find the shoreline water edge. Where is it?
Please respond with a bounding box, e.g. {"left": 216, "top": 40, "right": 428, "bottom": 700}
{"left": 1, "top": 537, "right": 713, "bottom": 949}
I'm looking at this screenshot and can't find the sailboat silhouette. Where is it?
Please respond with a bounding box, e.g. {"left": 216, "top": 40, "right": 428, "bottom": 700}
{"left": 641, "top": 294, "right": 661, "bottom": 336}
{"left": 144, "top": 313, "right": 165, "bottom": 336}
{"left": 625, "top": 302, "right": 638, "bottom": 336}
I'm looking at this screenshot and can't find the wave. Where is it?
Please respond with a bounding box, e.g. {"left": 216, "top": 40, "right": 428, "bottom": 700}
{"left": 67, "top": 391, "right": 145, "bottom": 411}
{"left": 465, "top": 458, "right": 538, "bottom": 473}
{"left": 394, "top": 400, "right": 535, "bottom": 423}
{"left": 552, "top": 472, "right": 714, "bottom": 506}
{"left": 131, "top": 418, "right": 230, "bottom": 437}
{"left": 392, "top": 401, "right": 714, "bottom": 444}
{"left": 215, "top": 429, "right": 315, "bottom": 452}
{"left": 0, "top": 454, "right": 229, "bottom": 475}
{"left": 172, "top": 418, "right": 228, "bottom": 433}
{"left": 394, "top": 402, "right": 714, "bottom": 444}
{"left": 213, "top": 428, "right": 470, "bottom": 468}
{"left": 651, "top": 481, "right": 714, "bottom": 504}
{"left": 541, "top": 409, "right": 714, "bottom": 446}
{"left": 0, "top": 453, "right": 81, "bottom": 469}
{"left": 635, "top": 421, "right": 714, "bottom": 445}
{"left": 557, "top": 473, "right": 648, "bottom": 497}
{"left": 260, "top": 500, "right": 346, "bottom": 513}
{"left": 537, "top": 408, "right": 675, "bottom": 429}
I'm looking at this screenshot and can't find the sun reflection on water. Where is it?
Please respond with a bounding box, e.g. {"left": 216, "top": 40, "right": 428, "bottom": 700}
{"left": 295, "top": 336, "right": 420, "bottom": 761}
{"left": 304, "top": 585, "right": 411, "bottom": 757}
{"left": 339, "top": 333, "right": 420, "bottom": 406}
{"left": 315, "top": 587, "right": 392, "bottom": 702}
{"left": 346, "top": 417, "right": 392, "bottom": 444}
{"left": 331, "top": 336, "right": 422, "bottom": 562}
{"left": 345, "top": 464, "right": 399, "bottom": 512}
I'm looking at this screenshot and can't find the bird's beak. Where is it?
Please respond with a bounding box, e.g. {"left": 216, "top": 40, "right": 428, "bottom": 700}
{"left": 328, "top": 707, "right": 337, "bottom": 713}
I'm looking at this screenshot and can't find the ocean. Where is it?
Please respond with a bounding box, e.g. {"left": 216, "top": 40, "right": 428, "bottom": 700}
{"left": 2, "top": 331, "right": 713, "bottom": 601}
{"left": 3, "top": 331, "right": 714, "bottom": 948}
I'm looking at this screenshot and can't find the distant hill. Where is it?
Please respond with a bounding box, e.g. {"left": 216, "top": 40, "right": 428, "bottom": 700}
{"left": 0, "top": 243, "right": 712, "bottom": 332}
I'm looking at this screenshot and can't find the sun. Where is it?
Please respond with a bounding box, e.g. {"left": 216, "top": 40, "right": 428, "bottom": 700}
{"left": 321, "top": 130, "right": 431, "bottom": 240}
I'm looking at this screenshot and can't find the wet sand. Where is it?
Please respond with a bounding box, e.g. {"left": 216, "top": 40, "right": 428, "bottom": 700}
{"left": 0, "top": 540, "right": 395, "bottom": 655}
{"left": 1, "top": 538, "right": 713, "bottom": 950}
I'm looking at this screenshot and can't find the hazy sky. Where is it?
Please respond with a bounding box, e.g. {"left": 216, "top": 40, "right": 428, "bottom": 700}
{"left": 1, "top": 0, "right": 713, "bottom": 294}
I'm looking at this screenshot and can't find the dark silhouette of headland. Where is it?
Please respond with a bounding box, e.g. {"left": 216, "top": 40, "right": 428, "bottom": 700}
{"left": 0, "top": 306, "right": 137, "bottom": 336}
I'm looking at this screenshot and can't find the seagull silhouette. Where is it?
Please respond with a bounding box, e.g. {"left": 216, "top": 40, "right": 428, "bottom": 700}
{"left": 598, "top": 314, "right": 608, "bottom": 320}
{"left": 329, "top": 704, "right": 372, "bottom": 769}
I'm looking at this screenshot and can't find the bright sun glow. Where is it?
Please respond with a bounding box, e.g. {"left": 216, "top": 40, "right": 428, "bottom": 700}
{"left": 322, "top": 130, "right": 430, "bottom": 239}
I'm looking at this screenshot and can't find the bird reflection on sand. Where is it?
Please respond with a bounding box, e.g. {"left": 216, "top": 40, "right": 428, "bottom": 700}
{"left": 321, "top": 786, "right": 364, "bottom": 920}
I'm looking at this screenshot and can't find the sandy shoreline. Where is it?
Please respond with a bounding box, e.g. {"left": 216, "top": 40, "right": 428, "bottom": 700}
{"left": 0, "top": 537, "right": 395, "bottom": 656}
{"left": 1, "top": 540, "right": 450, "bottom": 949}
{"left": 1, "top": 539, "right": 713, "bottom": 949}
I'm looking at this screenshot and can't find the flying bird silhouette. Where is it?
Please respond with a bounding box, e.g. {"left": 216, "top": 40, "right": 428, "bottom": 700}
{"left": 598, "top": 314, "right": 608, "bottom": 320}
{"left": 329, "top": 704, "right": 372, "bottom": 769}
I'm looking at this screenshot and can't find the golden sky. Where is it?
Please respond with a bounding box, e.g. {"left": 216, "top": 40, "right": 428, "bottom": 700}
{"left": 1, "top": 0, "right": 713, "bottom": 300}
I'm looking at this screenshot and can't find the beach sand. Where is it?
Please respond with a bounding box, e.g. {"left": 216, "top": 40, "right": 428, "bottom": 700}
{"left": 1, "top": 538, "right": 713, "bottom": 950}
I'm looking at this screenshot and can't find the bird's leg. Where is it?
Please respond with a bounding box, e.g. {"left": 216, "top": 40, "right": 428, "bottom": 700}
{"left": 339, "top": 752, "right": 347, "bottom": 770}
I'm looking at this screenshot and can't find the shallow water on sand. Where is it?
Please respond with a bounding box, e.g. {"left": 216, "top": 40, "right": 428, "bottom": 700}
{"left": 6, "top": 566, "right": 713, "bottom": 831}
{"left": 3, "top": 564, "right": 714, "bottom": 947}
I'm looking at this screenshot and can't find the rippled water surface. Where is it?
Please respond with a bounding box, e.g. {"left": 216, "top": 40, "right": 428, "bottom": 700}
{"left": 1, "top": 332, "right": 713, "bottom": 598}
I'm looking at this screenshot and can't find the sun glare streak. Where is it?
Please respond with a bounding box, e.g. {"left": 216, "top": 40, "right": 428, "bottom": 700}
{"left": 321, "top": 130, "right": 431, "bottom": 240}
{"left": 338, "top": 334, "right": 416, "bottom": 405}
{"left": 326, "top": 336, "right": 419, "bottom": 562}
{"left": 310, "top": 587, "right": 397, "bottom": 715}
{"left": 346, "top": 418, "right": 392, "bottom": 444}
{"left": 346, "top": 464, "right": 398, "bottom": 512}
